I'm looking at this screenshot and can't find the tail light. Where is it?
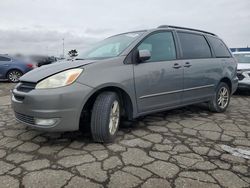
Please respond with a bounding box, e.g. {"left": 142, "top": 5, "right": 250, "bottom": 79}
{"left": 26, "top": 64, "right": 37, "bottom": 69}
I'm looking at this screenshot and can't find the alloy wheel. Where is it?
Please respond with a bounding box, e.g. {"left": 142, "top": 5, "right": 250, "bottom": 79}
{"left": 8, "top": 70, "right": 22, "bottom": 82}
{"left": 109, "top": 100, "right": 120, "bottom": 135}
{"left": 217, "top": 87, "right": 229, "bottom": 109}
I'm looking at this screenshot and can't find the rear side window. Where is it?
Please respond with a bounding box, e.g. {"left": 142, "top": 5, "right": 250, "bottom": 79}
{"left": 178, "top": 32, "right": 212, "bottom": 59}
{"left": 0, "top": 56, "right": 11, "bottom": 61}
{"left": 207, "top": 36, "right": 231, "bottom": 58}
{"left": 137, "top": 32, "right": 176, "bottom": 62}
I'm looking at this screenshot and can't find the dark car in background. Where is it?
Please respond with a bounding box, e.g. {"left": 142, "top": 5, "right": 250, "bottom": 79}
{"left": 30, "top": 55, "right": 57, "bottom": 67}
{"left": 0, "top": 54, "right": 37, "bottom": 83}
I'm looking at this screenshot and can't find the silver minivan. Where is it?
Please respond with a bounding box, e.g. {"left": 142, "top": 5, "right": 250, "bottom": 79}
{"left": 12, "top": 25, "right": 238, "bottom": 142}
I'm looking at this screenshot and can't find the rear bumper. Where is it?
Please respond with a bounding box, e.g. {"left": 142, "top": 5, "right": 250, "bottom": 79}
{"left": 231, "top": 77, "right": 239, "bottom": 94}
{"left": 11, "top": 82, "right": 93, "bottom": 132}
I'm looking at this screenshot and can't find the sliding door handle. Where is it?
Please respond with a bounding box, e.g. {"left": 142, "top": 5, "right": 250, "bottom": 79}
{"left": 173, "top": 63, "right": 182, "bottom": 69}
{"left": 184, "top": 62, "right": 192, "bottom": 68}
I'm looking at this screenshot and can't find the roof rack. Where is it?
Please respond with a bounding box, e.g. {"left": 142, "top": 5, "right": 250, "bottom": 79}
{"left": 158, "top": 25, "right": 217, "bottom": 36}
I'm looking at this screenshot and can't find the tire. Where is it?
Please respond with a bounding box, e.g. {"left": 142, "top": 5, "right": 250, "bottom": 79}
{"left": 208, "top": 82, "right": 230, "bottom": 113}
{"left": 7, "top": 70, "right": 23, "bottom": 83}
{"left": 91, "top": 92, "right": 121, "bottom": 143}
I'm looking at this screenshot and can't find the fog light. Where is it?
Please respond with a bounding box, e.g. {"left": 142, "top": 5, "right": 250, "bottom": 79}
{"left": 35, "top": 118, "right": 58, "bottom": 126}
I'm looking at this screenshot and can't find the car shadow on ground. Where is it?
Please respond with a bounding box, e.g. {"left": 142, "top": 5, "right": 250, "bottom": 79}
{"left": 234, "top": 89, "right": 250, "bottom": 96}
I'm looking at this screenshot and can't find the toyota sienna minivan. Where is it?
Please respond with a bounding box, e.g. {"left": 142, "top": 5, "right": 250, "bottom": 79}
{"left": 12, "top": 25, "right": 238, "bottom": 142}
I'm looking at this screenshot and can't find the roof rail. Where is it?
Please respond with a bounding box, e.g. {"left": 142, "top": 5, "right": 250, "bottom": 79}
{"left": 158, "top": 25, "right": 217, "bottom": 36}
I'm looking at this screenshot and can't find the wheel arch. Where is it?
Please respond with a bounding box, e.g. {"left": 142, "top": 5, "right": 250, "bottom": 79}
{"left": 219, "top": 77, "right": 232, "bottom": 93}
{"left": 79, "top": 84, "right": 136, "bottom": 130}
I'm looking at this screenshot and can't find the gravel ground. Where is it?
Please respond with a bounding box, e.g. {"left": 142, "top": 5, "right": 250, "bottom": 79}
{"left": 0, "top": 82, "right": 249, "bottom": 188}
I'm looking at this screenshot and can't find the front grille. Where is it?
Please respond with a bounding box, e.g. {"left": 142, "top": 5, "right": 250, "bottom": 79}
{"left": 15, "top": 112, "right": 35, "bottom": 125}
{"left": 16, "top": 82, "right": 36, "bottom": 92}
{"left": 237, "top": 73, "right": 245, "bottom": 81}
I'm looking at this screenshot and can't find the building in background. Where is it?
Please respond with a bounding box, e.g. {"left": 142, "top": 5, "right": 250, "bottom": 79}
{"left": 231, "top": 47, "right": 250, "bottom": 52}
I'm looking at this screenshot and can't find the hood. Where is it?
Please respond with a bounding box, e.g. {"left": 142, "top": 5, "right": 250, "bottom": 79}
{"left": 237, "top": 63, "right": 250, "bottom": 71}
{"left": 20, "top": 59, "right": 94, "bottom": 83}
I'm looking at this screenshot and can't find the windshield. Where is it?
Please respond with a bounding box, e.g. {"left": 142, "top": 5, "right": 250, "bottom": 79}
{"left": 78, "top": 32, "right": 144, "bottom": 60}
{"left": 234, "top": 53, "right": 250, "bottom": 63}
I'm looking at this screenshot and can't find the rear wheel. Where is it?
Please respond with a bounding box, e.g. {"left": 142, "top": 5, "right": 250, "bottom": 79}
{"left": 7, "top": 70, "right": 23, "bottom": 83}
{"left": 91, "top": 92, "right": 120, "bottom": 143}
{"left": 208, "top": 82, "right": 230, "bottom": 112}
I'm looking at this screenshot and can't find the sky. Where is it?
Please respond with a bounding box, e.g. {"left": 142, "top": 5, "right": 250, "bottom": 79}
{"left": 0, "top": 0, "right": 250, "bottom": 56}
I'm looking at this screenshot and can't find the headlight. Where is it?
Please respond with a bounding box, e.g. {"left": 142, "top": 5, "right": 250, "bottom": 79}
{"left": 35, "top": 68, "right": 83, "bottom": 89}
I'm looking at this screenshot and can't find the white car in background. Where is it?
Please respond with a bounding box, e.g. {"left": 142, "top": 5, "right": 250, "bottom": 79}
{"left": 233, "top": 51, "right": 250, "bottom": 90}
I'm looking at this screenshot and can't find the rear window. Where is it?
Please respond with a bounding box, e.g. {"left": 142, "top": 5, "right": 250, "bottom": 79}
{"left": 178, "top": 32, "right": 212, "bottom": 59}
{"left": 207, "top": 36, "right": 231, "bottom": 58}
{"left": 0, "top": 56, "right": 11, "bottom": 61}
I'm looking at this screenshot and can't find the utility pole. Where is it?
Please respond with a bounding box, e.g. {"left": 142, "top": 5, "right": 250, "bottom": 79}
{"left": 62, "top": 38, "right": 65, "bottom": 58}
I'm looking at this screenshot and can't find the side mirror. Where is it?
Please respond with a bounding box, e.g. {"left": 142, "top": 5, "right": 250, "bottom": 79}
{"left": 138, "top": 50, "right": 151, "bottom": 62}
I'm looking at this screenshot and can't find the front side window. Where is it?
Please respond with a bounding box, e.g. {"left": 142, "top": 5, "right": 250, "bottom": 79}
{"left": 234, "top": 53, "right": 250, "bottom": 64}
{"left": 0, "top": 56, "right": 11, "bottom": 62}
{"left": 79, "top": 32, "right": 144, "bottom": 60}
{"left": 178, "top": 32, "right": 212, "bottom": 59}
{"left": 137, "top": 32, "right": 176, "bottom": 62}
{"left": 207, "top": 36, "right": 231, "bottom": 58}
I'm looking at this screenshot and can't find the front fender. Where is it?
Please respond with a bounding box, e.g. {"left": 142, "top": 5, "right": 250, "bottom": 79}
{"left": 77, "top": 82, "right": 138, "bottom": 118}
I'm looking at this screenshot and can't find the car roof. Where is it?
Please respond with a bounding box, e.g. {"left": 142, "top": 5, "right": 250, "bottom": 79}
{"left": 157, "top": 25, "right": 217, "bottom": 36}
{"left": 111, "top": 25, "right": 217, "bottom": 39}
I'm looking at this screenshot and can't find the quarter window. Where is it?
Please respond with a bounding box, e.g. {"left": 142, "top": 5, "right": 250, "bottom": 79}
{"left": 0, "top": 56, "right": 11, "bottom": 61}
{"left": 207, "top": 36, "right": 231, "bottom": 58}
{"left": 178, "top": 32, "right": 212, "bottom": 59}
{"left": 137, "top": 32, "right": 176, "bottom": 62}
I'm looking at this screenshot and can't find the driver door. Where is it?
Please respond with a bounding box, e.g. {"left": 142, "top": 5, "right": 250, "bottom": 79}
{"left": 133, "top": 31, "right": 184, "bottom": 113}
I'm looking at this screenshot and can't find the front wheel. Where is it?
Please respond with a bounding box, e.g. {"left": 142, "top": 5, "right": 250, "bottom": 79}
{"left": 91, "top": 92, "right": 120, "bottom": 143}
{"left": 7, "top": 70, "right": 23, "bottom": 83}
{"left": 208, "top": 82, "right": 230, "bottom": 112}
